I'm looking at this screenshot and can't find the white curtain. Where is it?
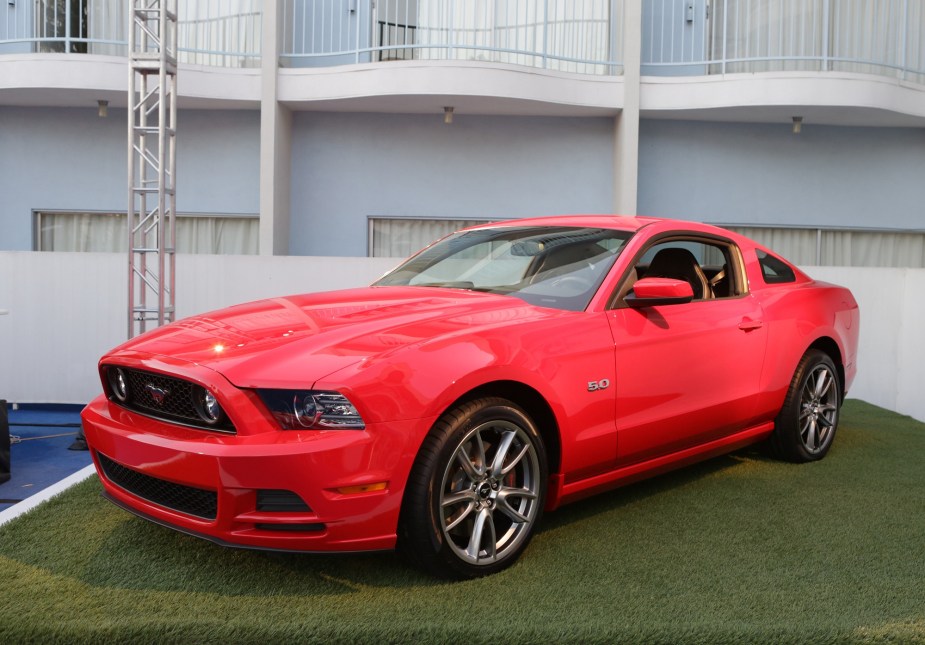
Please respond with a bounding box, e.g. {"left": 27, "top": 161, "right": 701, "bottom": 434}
{"left": 414, "top": 0, "right": 612, "bottom": 72}
{"left": 369, "top": 217, "right": 490, "bottom": 258}
{"left": 37, "top": 212, "right": 259, "bottom": 255}
{"left": 727, "top": 226, "right": 925, "bottom": 268}
{"left": 712, "top": 0, "right": 825, "bottom": 73}
{"left": 830, "top": 0, "right": 904, "bottom": 76}
{"left": 907, "top": 0, "right": 925, "bottom": 83}
{"left": 822, "top": 230, "right": 925, "bottom": 267}
{"left": 726, "top": 226, "right": 819, "bottom": 265}
{"left": 87, "top": 0, "right": 127, "bottom": 56}
{"left": 177, "top": 0, "right": 262, "bottom": 67}
{"left": 712, "top": 0, "right": 922, "bottom": 78}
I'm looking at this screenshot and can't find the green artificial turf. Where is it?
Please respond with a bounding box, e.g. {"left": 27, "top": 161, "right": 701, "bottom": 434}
{"left": 2, "top": 400, "right": 924, "bottom": 644}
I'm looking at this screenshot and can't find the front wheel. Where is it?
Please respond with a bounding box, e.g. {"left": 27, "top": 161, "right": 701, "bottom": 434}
{"left": 398, "top": 397, "right": 547, "bottom": 579}
{"left": 771, "top": 349, "right": 841, "bottom": 462}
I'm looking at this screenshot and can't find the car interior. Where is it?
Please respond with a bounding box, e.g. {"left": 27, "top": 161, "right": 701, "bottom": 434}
{"left": 617, "top": 239, "right": 737, "bottom": 306}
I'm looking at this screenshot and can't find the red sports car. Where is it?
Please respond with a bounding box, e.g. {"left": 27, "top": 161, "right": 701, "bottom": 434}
{"left": 81, "top": 216, "right": 859, "bottom": 578}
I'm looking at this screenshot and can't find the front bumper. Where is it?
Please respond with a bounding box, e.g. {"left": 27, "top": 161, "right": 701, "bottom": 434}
{"left": 81, "top": 393, "right": 428, "bottom": 553}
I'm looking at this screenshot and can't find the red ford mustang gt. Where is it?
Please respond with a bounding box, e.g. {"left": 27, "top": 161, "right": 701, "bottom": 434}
{"left": 81, "top": 216, "right": 859, "bottom": 578}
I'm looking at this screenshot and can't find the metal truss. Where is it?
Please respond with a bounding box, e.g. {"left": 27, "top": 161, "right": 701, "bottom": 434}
{"left": 128, "top": 0, "right": 177, "bottom": 338}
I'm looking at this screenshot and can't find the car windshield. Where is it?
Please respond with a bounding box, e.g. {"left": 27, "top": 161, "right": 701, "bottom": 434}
{"left": 374, "top": 225, "right": 633, "bottom": 311}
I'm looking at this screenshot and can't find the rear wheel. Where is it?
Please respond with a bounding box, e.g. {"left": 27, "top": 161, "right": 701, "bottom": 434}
{"left": 771, "top": 349, "right": 841, "bottom": 462}
{"left": 399, "top": 397, "right": 547, "bottom": 579}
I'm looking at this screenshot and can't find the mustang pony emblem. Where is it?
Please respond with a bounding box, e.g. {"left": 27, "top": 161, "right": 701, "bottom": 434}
{"left": 145, "top": 384, "right": 170, "bottom": 405}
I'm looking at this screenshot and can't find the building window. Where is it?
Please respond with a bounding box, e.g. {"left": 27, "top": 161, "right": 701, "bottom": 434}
{"left": 368, "top": 217, "right": 496, "bottom": 258}
{"left": 723, "top": 226, "right": 925, "bottom": 268}
{"left": 34, "top": 212, "right": 259, "bottom": 255}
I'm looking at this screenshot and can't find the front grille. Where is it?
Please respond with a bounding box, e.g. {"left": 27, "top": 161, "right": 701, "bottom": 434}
{"left": 98, "top": 452, "right": 218, "bottom": 520}
{"left": 107, "top": 366, "right": 236, "bottom": 433}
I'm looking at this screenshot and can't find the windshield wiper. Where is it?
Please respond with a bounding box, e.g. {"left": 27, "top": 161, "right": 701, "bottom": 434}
{"left": 415, "top": 281, "right": 476, "bottom": 290}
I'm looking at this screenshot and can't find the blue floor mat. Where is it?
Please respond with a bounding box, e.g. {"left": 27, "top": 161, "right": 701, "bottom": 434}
{"left": 1, "top": 405, "right": 92, "bottom": 513}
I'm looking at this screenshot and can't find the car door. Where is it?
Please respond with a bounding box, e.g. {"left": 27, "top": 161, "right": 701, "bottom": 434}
{"left": 606, "top": 236, "right": 769, "bottom": 467}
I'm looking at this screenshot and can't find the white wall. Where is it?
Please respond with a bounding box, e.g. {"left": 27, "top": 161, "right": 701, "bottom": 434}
{"left": 0, "top": 252, "right": 397, "bottom": 404}
{"left": 638, "top": 120, "right": 925, "bottom": 230}
{"left": 0, "top": 252, "right": 921, "bottom": 424}
{"left": 809, "top": 266, "right": 925, "bottom": 424}
{"left": 289, "top": 113, "right": 617, "bottom": 256}
{"left": 0, "top": 107, "right": 260, "bottom": 251}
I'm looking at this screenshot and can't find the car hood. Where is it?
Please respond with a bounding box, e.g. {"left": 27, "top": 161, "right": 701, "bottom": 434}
{"left": 111, "top": 286, "right": 569, "bottom": 388}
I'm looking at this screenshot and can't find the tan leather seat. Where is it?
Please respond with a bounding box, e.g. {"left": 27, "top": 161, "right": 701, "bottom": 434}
{"left": 644, "top": 248, "right": 712, "bottom": 300}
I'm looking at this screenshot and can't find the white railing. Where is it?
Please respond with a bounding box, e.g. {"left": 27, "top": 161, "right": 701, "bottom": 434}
{"left": 0, "top": 0, "right": 261, "bottom": 68}
{"left": 642, "top": 0, "right": 925, "bottom": 84}
{"left": 280, "top": 0, "right": 623, "bottom": 75}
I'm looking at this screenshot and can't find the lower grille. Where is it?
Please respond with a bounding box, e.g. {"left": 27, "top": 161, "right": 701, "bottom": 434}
{"left": 256, "top": 489, "right": 312, "bottom": 512}
{"left": 98, "top": 452, "right": 218, "bottom": 520}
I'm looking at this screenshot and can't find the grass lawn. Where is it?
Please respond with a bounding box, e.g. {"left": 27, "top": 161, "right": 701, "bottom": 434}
{"left": 1, "top": 400, "right": 924, "bottom": 644}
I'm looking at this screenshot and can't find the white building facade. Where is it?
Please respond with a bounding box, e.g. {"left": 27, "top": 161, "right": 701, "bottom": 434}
{"left": 1, "top": 1, "right": 924, "bottom": 415}
{"left": 2, "top": 1, "right": 923, "bottom": 261}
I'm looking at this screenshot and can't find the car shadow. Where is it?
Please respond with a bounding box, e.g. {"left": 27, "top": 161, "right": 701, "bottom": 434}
{"left": 538, "top": 446, "right": 770, "bottom": 533}
{"left": 69, "top": 446, "right": 777, "bottom": 594}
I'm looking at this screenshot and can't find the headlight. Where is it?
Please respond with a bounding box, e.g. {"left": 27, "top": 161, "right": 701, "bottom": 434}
{"left": 107, "top": 367, "right": 130, "bottom": 403}
{"left": 257, "top": 389, "right": 365, "bottom": 430}
{"left": 192, "top": 385, "right": 226, "bottom": 425}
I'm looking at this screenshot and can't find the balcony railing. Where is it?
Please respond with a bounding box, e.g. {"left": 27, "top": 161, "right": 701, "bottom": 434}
{"left": 0, "top": 0, "right": 261, "bottom": 68}
{"left": 642, "top": 0, "right": 925, "bottom": 84}
{"left": 280, "top": 0, "right": 624, "bottom": 75}
{"left": 4, "top": 1, "right": 921, "bottom": 85}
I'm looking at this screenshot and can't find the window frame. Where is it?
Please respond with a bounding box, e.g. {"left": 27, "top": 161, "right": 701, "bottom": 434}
{"left": 607, "top": 232, "right": 749, "bottom": 310}
{"left": 32, "top": 210, "right": 259, "bottom": 255}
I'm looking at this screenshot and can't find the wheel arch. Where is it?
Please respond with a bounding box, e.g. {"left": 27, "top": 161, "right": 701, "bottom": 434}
{"left": 807, "top": 336, "right": 846, "bottom": 401}
{"left": 442, "top": 380, "right": 563, "bottom": 477}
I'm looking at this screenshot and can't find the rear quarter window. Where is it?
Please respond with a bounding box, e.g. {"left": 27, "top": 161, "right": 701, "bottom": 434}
{"left": 757, "top": 250, "right": 796, "bottom": 284}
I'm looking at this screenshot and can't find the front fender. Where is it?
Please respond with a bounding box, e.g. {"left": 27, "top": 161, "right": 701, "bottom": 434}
{"left": 315, "top": 312, "right": 620, "bottom": 479}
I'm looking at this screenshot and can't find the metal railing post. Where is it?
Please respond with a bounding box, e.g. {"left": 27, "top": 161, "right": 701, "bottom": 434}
{"left": 901, "top": 0, "right": 909, "bottom": 81}
{"left": 65, "top": 0, "right": 71, "bottom": 52}
{"left": 542, "top": 0, "right": 549, "bottom": 69}
{"left": 822, "top": 0, "right": 830, "bottom": 71}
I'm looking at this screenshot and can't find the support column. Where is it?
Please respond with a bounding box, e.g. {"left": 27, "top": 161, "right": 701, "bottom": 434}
{"left": 614, "top": 0, "right": 642, "bottom": 215}
{"left": 260, "top": 0, "right": 293, "bottom": 256}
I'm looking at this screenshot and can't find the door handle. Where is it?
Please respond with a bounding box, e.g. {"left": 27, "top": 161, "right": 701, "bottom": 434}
{"left": 738, "top": 319, "right": 764, "bottom": 332}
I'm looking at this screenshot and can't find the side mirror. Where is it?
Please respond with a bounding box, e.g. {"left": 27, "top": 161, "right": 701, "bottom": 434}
{"left": 625, "top": 277, "right": 694, "bottom": 308}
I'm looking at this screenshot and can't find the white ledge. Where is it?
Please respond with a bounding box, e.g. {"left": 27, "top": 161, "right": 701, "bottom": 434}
{"left": 0, "top": 54, "right": 261, "bottom": 109}
{"left": 640, "top": 72, "right": 925, "bottom": 127}
{"left": 279, "top": 60, "right": 625, "bottom": 117}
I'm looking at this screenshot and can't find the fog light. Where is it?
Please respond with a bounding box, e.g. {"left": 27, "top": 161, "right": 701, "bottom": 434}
{"left": 108, "top": 367, "right": 129, "bottom": 402}
{"left": 193, "top": 386, "right": 225, "bottom": 425}
{"left": 203, "top": 391, "right": 221, "bottom": 421}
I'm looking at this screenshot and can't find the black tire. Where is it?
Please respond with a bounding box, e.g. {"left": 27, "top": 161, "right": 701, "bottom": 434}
{"left": 770, "top": 349, "right": 841, "bottom": 463}
{"left": 398, "top": 397, "right": 548, "bottom": 579}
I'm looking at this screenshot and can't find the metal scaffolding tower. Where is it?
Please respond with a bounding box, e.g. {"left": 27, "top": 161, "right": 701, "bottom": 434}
{"left": 128, "top": 0, "right": 177, "bottom": 338}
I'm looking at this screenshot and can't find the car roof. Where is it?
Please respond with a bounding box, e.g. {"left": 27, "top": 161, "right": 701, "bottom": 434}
{"left": 465, "top": 214, "right": 658, "bottom": 233}
{"left": 464, "top": 214, "right": 736, "bottom": 238}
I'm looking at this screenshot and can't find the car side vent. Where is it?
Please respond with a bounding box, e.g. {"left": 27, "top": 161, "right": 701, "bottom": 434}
{"left": 256, "top": 489, "right": 312, "bottom": 512}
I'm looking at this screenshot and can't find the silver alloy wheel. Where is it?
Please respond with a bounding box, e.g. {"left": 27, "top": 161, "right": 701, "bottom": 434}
{"left": 799, "top": 364, "right": 839, "bottom": 454}
{"left": 439, "top": 419, "right": 541, "bottom": 566}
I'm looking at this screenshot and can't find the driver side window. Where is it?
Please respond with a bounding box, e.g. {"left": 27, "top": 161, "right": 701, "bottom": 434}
{"left": 619, "top": 238, "right": 741, "bottom": 305}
